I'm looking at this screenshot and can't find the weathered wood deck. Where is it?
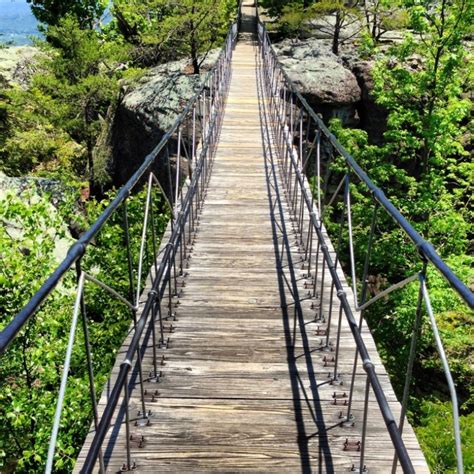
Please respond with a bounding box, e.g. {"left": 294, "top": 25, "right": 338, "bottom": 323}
{"left": 76, "top": 5, "right": 429, "bottom": 472}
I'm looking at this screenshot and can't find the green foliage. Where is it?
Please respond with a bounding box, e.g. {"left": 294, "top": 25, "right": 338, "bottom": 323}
{"left": 369, "top": 1, "right": 473, "bottom": 257}
{"left": 27, "top": 0, "right": 107, "bottom": 28}
{"left": 0, "top": 85, "right": 86, "bottom": 179}
{"left": 328, "top": 117, "right": 473, "bottom": 471}
{"left": 379, "top": 7, "right": 408, "bottom": 32}
{"left": 1, "top": 15, "right": 128, "bottom": 189}
{"left": 373, "top": 0, "right": 473, "bottom": 173}
{"left": 2, "top": 2, "right": 236, "bottom": 188}
{"left": 416, "top": 401, "right": 474, "bottom": 473}
{"left": 260, "top": 0, "right": 317, "bottom": 18}
{"left": 265, "top": 1, "right": 407, "bottom": 50}
{"left": 357, "top": 31, "right": 376, "bottom": 59}
{"left": 111, "top": 0, "right": 235, "bottom": 69}
{"left": 0, "top": 190, "right": 76, "bottom": 470}
{"left": 311, "top": 0, "right": 358, "bottom": 14}
{"left": 324, "top": 2, "right": 473, "bottom": 470}
{"left": 418, "top": 257, "right": 473, "bottom": 411}
{"left": 362, "top": 0, "right": 407, "bottom": 42}
{"left": 311, "top": 1, "right": 362, "bottom": 55}
{"left": 0, "top": 186, "right": 169, "bottom": 471}
{"left": 275, "top": 3, "right": 311, "bottom": 39}
{"left": 364, "top": 255, "right": 473, "bottom": 405}
{"left": 260, "top": 0, "right": 300, "bottom": 18}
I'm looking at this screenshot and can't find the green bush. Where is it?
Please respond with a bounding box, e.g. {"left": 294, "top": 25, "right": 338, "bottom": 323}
{"left": 0, "top": 187, "right": 169, "bottom": 471}
{"left": 416, "top": 400, "right": 473, "bottom": 473}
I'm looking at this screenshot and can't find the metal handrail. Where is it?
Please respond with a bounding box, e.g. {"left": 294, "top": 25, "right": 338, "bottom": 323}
{"left": 1, "top": 11, "right": 238, "bottom": 473}
{"left": 79, "top": 20, "right": 237, "bottom": 471}
{"left": 254, "top": 8, "right": 472, "bottom": 310}
{"left": 257, "top": 26, "right": 414, "bottom": 472}
{"left": 257, "top": 10, "right": 469, "bottom": 472}
{"left": 0, "top": 21, "right": 239, "bottom": 356}
{"left": 81, "top": 117, "right": 224, "bottom": 471}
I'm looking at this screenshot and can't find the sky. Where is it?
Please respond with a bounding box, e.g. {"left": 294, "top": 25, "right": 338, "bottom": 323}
{"left": 0, "top": 0, "right": 41, "bottom": 45}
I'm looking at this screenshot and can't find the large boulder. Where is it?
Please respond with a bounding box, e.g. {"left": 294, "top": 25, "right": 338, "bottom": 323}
{"left": 273, "top": 38, "right": 361, "bottom": 126}
{"left": 0, "top": 46, "right": 39, "bottom": 86}
{"left": 108, "top": 51, "right": 220, "bottom": 190}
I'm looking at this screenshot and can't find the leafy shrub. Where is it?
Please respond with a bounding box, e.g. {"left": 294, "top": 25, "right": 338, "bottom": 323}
{"left": 276, "top": 3, "right": 311, "bottom": 39}
{"left": 0, "top": 186, "right": 169, "bottom": 471}
{"left": 416, "top": 400, "right": 473, "bottom": 473}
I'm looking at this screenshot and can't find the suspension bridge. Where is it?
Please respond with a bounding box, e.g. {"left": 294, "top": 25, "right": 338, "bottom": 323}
{"left": 1, "top": 2, "right": 472, "bottom": 473}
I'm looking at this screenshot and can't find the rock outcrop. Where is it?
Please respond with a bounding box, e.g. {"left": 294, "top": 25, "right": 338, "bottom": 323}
{"left": 104, "top": 37, "right": 391, "bottom": 190}
{"left": 0, "top": 46, "right": 39, "bottom": 86}
{"left": 107, "top": 51, "right": 220, "bottom": 189}
{"left": 272, "top": 37, "right": 390, "bottom": 143}
{"left": 273, "top": 38, "right": 361, "bottom": 126}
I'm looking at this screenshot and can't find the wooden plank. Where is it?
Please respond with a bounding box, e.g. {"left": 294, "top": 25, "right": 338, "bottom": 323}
{"left": 75, "top": 7, "right": 429, "bottom": 472}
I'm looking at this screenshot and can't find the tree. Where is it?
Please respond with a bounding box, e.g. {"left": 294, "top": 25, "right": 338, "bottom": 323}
{"left": 168, "top": 0, "right": 233, "bottom": 74}
{"left": 0, "top": 81, "right": 86, "bottom": 180}
{"left": 259, "top": 0, "right": 294, "bottom": 18}
{"left": 361, "top": 0, "right": 407, "bottom": 42}
{"left": 373, "top": 0, "right": 472, "bottom": 178}
{"left": 26, "top": 0, "right": 107, "bottom": 29}
{"left": 324, "top": 1, "right": 473, "bottom": 470}
{"left": 1, "top": 15, "right": 129, "bottom": 190}
{"left": 312, "top": 0, "right": 362, "bottom": 55}
{"left": 260, "top": 0, "right": 318, "bottom": 17}
{"left": 111, "top": 0, "right": 235, "bottom": 71}
{"left": 276, "top": 2, "right": 313, "bottom": 39}
{"left": 30, "top": 16, "right": 128, "bottom": 191}
{"left": 328, "top": 0, "right": 473, "bottom": 282}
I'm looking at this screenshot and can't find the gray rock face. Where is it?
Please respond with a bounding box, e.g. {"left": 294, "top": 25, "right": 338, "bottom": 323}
{"left": 273, "top": 38, "right": 361, "bottom": 126}
{"left": 0, "top": 172, "right": 63, "bottom": 200}
{"left": 109, "top": 51, "right": 220, "bottom": 188}
{"left": 0, "top": 46, "right": 40, "bottom": 86}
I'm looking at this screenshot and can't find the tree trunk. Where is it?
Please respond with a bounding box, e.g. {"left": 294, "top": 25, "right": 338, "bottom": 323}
{"left": 191, "top": 37, "right": 199, "bottom": 74}
{"left": 190, "top": 5, "right": 200, "bottom": 74}
{"left": 332, "top": 11, "right": 341, "bottom": 55}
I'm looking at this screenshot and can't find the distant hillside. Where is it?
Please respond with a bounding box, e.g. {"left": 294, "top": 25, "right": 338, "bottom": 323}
{"left": 0, "top": 0, "right": 41, "bottom": 45}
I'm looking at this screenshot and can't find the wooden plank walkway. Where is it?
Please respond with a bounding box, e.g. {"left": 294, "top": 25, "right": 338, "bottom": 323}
{"left": 76, "top": 4, "right": 429, "bottom": 472}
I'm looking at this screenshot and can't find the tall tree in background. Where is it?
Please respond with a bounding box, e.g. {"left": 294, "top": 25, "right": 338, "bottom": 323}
{"left": 111, "top": 0, "right": 235, "bottom": 70}
{"left": 158, "top": 0, "right": 235, "bottom": 73}
{"left": 0, "top": 16, "right": 127, "bottom": 189}
{"left": 27, "top": 0, "right": 107, "bottom": 29}
{"left": 374, "top": 0, "right": 472, "bottom": 179}
{"left": 261, "top": 0, "right": 319, "bottom": 17}
{"left": 265, "top": 0, "right": 362, "bottom": 54}
{"left": 327, "top": 2, "right": 473, "bottom": 470}
{"left": 259, "top": 0, "right": 292, "bottom": 17}
{"left": 335, "top": 0, "right": 473, "bottom": 266}
{"left": 32, "top": 16, "right": 126, "bottom": 191}
{"left": 275, "top": 2, "right": 312, "bottom": 39}
{"left": 361, "top": 0, "right": 406, "bottom": 42}
{"left": 312, "top": 0, "right": 362, "bottom": 55}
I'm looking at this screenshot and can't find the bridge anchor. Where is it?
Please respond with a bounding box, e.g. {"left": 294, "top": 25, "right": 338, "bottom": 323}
{"left": 339, "top": 411, "right": 356, "bottom": 427}
{"left": 121, "top": 461, "right": 136, "bottom": 471}
{"left": 351, "top": 464, "right": 368, "bottom": 473}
